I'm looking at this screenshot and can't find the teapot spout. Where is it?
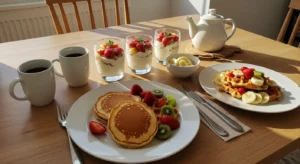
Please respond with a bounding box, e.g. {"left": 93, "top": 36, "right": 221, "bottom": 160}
{"left": 185, "top": 16, "right": 198, "bottom": 39}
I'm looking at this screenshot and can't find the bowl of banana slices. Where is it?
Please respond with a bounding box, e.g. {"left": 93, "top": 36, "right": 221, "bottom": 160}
{"left": 166, "top": 53, "right": 200, "bottom": 78}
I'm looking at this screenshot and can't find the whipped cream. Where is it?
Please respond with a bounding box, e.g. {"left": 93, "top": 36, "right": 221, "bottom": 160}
{"left": 154, "top": 41, "right": 179, "bottom": 61}
{"left": 126, "top": 49, "right": 152, "bottom": 70}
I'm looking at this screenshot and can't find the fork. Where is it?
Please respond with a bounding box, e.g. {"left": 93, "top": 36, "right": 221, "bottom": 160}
{"left": 57, "top": 104, "right": 84, "bottom": 164}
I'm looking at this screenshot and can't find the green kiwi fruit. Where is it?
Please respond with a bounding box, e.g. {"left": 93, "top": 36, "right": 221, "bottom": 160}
{"left": 152, "top": 89, "right": 164, "bottom": 98}
{"left": 156, "top": 124, "right": 171, "bottom": 140}
{"left": 166, "top": 95, "right": 176, "bottom": 107}
{"left": 161, "top": 105, "right": 175, "bottom": 117}
{"left": 254, "top": 70, "right": 264, "bottom": 77}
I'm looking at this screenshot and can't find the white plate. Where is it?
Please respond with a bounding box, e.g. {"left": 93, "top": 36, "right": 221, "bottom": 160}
{"left": 199, "top": 63, "right": 300, "bottom": 113}
{"left": 67, "top": 80, "right": 200, "bottom": 163}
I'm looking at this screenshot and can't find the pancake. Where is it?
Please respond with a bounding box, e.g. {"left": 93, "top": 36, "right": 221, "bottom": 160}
{"left": 108, "top": 100, "right": 158, "bottom": 148}
{"left": 94, "top": 92, "right": 141, "bottom": 121}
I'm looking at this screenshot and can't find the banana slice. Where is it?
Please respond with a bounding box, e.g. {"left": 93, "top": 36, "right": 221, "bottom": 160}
{"left": 259, "top": 92, "right": 270, "bottom": 104}
{"left": 268, "top": 80, "right": 279, "bottom": 87}
{"left": 177, "top": 57, "right": 193, "bottom": 66}
{"left": 169, "top": 58, "right": 178, "bottom": 65}
{"left": 178, "top": 60, "right": 189, "bottom": 66}
{"left": 252, "top": 93, "right": 262, "bottom": 104}
{"left": 251, "top": 76, "right": 264, "bottom": 86}
{"left": 233, "top": 70, "right": 243, "bottom": 76}
{"left": 242, "top": 91, "right": 256, "bottom": 104}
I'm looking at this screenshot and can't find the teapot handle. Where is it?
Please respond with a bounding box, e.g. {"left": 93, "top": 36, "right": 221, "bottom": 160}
{"left": 224, "top": 18, "right": 236, "bottom": 40}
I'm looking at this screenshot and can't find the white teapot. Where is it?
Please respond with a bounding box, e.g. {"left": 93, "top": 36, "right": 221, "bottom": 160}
{"left": 186, "top": 9, "right": 236, "bottom": 52}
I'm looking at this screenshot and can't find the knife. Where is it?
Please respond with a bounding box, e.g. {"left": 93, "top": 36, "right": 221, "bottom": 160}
{"left": 181, "top": 85, "right": 244, "bottom": 133}
{"left": 178, "top": 87, "right": 229, "bottom": 137}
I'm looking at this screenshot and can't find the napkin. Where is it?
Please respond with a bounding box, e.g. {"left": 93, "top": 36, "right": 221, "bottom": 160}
{"left": 185, "top": 43, "right": 241, "bottom": 62}
{"left": 192, "top": 91, "right": 251, "bottom": 141}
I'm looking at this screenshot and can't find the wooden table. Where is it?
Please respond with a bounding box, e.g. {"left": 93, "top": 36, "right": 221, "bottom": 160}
{"left": 0, "top": 15, "right": 300, "bottom": 164}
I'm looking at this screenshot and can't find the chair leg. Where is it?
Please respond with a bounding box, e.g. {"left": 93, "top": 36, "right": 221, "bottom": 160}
{"left": 277, "top": 8, "right": 294, "bottom": 42}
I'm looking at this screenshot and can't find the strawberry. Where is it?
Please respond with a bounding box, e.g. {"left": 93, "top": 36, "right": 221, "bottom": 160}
{"left": 145, "top": 43, "right": 152, "bottom": 50}
{"left": 140, "top": 91, "right": 150, "bottom": 98}
{"left": 104, "top": 49, "right": 114, "bottom": 59}
{"left": 129, "top": 42, "right": 136, "bottom": 48}
{"left": 162, "top": 37, "right": 171, "bottom": 46}
{"left": 136, "top": 43, "right": 145, "bottom": 52}
{"left": 114, "top": 47, "right": 123, "bottom": 55}
{"left": 144, "top": 39, "right": 150, "bottom": 43}
{"left": 89, "top": 121, "right": 106, "bottom": 134}
{"left": 160, "top": 115, "right": 180, "bottom": 130}
{"left": 238, "top": 88, "right": 246, "bottom": 95}
{"left": 240, "top": 67, "right": 248, "bottom": 71}
{"left": 112, "top": 43, "right": 119, "bottom": 48}
{"left": 228, "top": 72, "right": 235, "bottom": 78}
{"left": 155, "top": 98, "right": 167, "bottom": 108}
{"left": 143, "top": 91, "right": 157, "bottom": 106}
{"left": 242, "top": 68, "right": 254, "bottom": 79}
{"left": 131, "top": 84, "right": 143, "bottom": 95}
{"left": 97, "top": 49, "right": 105, "bottom": 55}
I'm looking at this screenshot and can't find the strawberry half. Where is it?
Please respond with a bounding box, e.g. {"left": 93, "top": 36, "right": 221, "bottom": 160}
{"left": 89, "top": 121, "right": 106, "bottom": 135}
{"left": 160, "top": 115, "right": 180, "bottom": 130}
{"left": 143, "top": 91, "right": 157, "bottom": 106}
{"left": 155, "top": 98, "right": 167, "bottom": 108}
{"left": 131, "top": 84, "right": 143, "bottom": 95}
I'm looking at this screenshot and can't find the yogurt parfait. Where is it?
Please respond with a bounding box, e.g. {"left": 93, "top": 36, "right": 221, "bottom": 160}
{"left": 94, "top": 38, "right": 125, "bottom": 82}
{"left": 154, "top": 28, "right": 180, "bottom": 65}
{"left": 125, "top": 34, "right": 153, "bottom": 74}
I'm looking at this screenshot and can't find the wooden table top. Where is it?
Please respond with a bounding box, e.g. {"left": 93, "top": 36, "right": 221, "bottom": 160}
{"left": 0, "top": 15, "right": 300, "bottom": 164}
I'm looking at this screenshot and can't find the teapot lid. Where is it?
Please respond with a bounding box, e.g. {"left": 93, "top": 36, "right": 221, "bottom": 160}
{"left": 201, "top": 9, "right": 224, "bottom": 20}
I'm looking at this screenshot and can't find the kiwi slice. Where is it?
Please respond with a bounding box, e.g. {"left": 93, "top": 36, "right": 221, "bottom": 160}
{"left": 254, "top": 71, "right": 264, "bottom": 77}
{"left": 161, "top": 105, "right": 175, "bottom": 117}
{"left": 152, "top": 89, "right": 164, "bottom": 98}
{"left": 156, "top": 124, "right": 171, "bottom": 140}
{"left": 166, "top": 95, "right": 176, "bottom": 107}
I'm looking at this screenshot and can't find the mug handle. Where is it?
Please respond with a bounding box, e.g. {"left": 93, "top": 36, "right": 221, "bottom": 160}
{"left": 9, "top": 79, "right": 28, "bottom": 101}
{"left": 224, "top": 18, "right": 236, "bottom": 40}
{"left": 52, "top": 59, "right": 64, "bottom": 77}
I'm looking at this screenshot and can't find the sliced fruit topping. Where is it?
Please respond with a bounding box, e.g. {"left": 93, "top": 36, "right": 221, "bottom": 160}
{"left": 128, "top": 37, "right": 152, "bottom": 55}
{"left": 238, "top": 88, "right": 246, "bottom": 95}
{"left": 156, "top": 124, "right": 172, "bottom": 140}
{"left": 233, "top": 70, "right": 243, "bottom": 76}
{"left": 242, "top": 91, "right": 256, "bottom": 104}
{"left": 259, "top": 92, "right": 270, "bottom": 104}
{"left": 161, "top": 105, "right": 176, "bottom": 117}
{"left": 97, "top": 49, "right": 105, "bottom": 56}
{"left": 242, "top": 68, "right": 254, "bottom": 79}
{"left": 131, "top": 84, "right": 143, "bottom": 95}
{"left": 228, "top": 72, "right": 235, "bottom": 78}
{"left": 160, "top": 115, "right": 180, "bottom": 130}
{"left": 98, "top": 40, "right": 124, "bottom": 59}
{"left": 156, "top": 31, "right": 179, "bottom": 46}
{"left": 152, "top": 89, "right": 164, "bottom": 98}
{"left": 140, "top": 91, "right": 149, "bottom": 98}
{"left": 155, "top": 98, "right": 167, "bottom": 108}
{"left": 104, "top": 49, "right": 114, "bottom": 59}
{"left": 268, "top": 80, "right": 279, "bottom": 87}
{"left": 143, "top": 91, "right": 157, "bottom": 106}
{"left": 252, "top": 93, "right": 262, "bottom": 104}
{"left": 254, "top": 70, "right": 264, "bottom": 77}
{"left": 89, "top": 121, "right": 106, "bottom": 135}
{"left": 251, "top": 76, "right": 264, "bottom": 86}
{"left": 240, "top": 67, "right": 248, "bottom": 71}
{"left": 166, "top": 95, "right": 176, "bottom": 107}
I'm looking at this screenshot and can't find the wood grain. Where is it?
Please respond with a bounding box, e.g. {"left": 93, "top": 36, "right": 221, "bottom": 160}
{"left": 100, "top": 0, "right": 108, "bottom": 28}
{"left": 114, "top": 0, "right": 121, "bottom": 26}
{"left": 0, "top": 15, "right": 300, "bottom": 164}
{"left": 288, "top": 15, "right": 300, "bottom": 45}
{"left": 123, "top": 0, "right": 130, "bottom": 24}
{"left": 277, "top": 8, "right": 293, "bottom": 42}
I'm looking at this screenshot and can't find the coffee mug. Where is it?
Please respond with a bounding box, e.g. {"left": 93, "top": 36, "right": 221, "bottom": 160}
{"left": 9, "top": 59, "right": 56, "bottom": 106}
{"left": 52, "top": 46, "right": 89, "bottom": 87}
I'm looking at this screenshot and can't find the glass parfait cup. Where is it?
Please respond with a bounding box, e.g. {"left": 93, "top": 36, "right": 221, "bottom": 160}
{"left": 154, "top": 28, "right": 181, "bottom": 65}
{"left": 125, "top": 34, "right": 153, "bottom": 75}
{"left": 94, "top": 38, "right": 125, "bottom": 82}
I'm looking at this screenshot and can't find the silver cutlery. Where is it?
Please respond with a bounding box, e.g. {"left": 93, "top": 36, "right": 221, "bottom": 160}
{"left": 178, "top": 87, "right": 229, "bottom": 137}
{"left": 180, "top": 85, "right": 244, "bottom": 133}
{"left": 57, "top": 104, "right": 84, "bottom": 164}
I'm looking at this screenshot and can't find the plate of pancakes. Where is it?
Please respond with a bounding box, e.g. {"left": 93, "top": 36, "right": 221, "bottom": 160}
{"left": 199, "top": 63, "right": 300, "bottom": 113}
{"left": 67, "top": 80, "right": 200, "bottom": 163}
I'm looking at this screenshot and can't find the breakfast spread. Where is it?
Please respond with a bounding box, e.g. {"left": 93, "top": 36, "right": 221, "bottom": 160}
{"left": 126, "top": 37, "right": 153, "bottom": 71}
{"left": 169, "top": 56, "right": 194, "bottom": 67}
{"left": 154, "top": 31, "right": 180, "bottom": 62}
{"left": 213, "top": 66, "right": 282, "bottom": 104}
{"left": 90, "top": 84, "right": 181, "bottom": 148}
{"left": 95, "top": 40, "right": 125, "bottom": 77}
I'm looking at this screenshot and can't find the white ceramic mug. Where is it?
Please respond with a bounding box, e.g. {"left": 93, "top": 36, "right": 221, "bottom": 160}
{"left": 52, "top": 46, "right": 89, "bottom": 87}
{"left": 9, "top": 59, "right": 56, "bottom": 106}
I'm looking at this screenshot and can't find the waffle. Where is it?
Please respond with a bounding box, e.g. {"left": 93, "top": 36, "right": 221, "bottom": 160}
{"left": 221, "top": 83, "right": 242, "bottom": 99}
{"left": 221, "top": 69, "right": 269, "bottom": 91}
{"left": 266, "top": 86, "right": 282, "bottom": 101}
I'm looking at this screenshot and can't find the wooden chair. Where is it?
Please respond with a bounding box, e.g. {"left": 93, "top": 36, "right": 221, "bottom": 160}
{"left": 277, "top": 0, "right": 300, "bottom": 47}
{"left": 45, "top": 0, "right": 131, "bottom": 34}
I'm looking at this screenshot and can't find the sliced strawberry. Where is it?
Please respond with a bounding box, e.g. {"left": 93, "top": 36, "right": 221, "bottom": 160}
{"left": 145, "top": 43, "right": 152, "bottom": 50}
{"left": 155, "top": 98, "right": 167, "bottom": 108}
{"left": 160, "top": 115, "right": 180, "bottom": 130}
{"left": 140, "top": 91, "right": 150, "bottom": 98}
{"left": 89, "top": 121, "right": 106, "bottom": 134}
{"left": 228, "top": 72, "right": 235, "bottom": 78}
{"left": 131, "top": 84, "right": 143, "bottom": 95}
{"left": 162, "top": 37, "right": 171, "bottom": 46}
{"left": 144, "top": 39, "right": 150, "bottom": 43}
{"left": 114, "top": 47, "right": 123, "bottom": 55}
{"left": 104, "top": 49, "right": 114, "bottom": 59}
{"left": 238, "top": 88, "right": 246, "bottom": 95}
{"left": 157, "top": 34, "right": 164, "bottom": 42}
{"left": 242, "top": 69, "right": 254, "bottom": 79}
{"left": 129, "top": 42, "right": 136, "bottom": 48}
{"left": 143, "top": 91, "right": 156, "bottom": 106}
{"left": 112, "top": 43, "right": 118, "bottom": 48}
{"left": 97, "top": 49, "right": 105, "bottom": 55}
{"left": 240, "top": 67, "right": 248, "bottom": 71}
{"left": 136, "top": 43, "right": 145, "bottom": 52}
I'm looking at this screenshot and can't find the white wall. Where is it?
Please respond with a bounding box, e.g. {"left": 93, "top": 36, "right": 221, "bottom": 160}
{"left": 171, "top": 0, "right": 210, "bottom": 16}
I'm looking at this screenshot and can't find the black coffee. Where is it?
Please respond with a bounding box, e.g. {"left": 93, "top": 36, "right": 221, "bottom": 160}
{"left": 25, "top": 67, "right": 48, "bottom": 73}
{"left": 65, "top": 53, "right": 84, "bottom": 57}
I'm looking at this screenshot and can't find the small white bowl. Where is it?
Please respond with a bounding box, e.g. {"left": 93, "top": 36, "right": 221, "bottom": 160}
{"left": 166, "top": 53, "right": 200, "bottom": 78}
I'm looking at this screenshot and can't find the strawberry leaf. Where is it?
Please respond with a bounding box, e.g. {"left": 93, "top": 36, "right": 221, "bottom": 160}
{"left": 106, "top": 40, "right": 114, "bottom": 46}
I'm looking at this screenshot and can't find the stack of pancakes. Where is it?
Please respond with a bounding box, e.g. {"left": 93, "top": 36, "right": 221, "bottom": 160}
{"left": 218, "top": 69, "right": 281, "bottom": 100}
{"left": 93, "top": 92, "right": 158, "bottom": 148}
